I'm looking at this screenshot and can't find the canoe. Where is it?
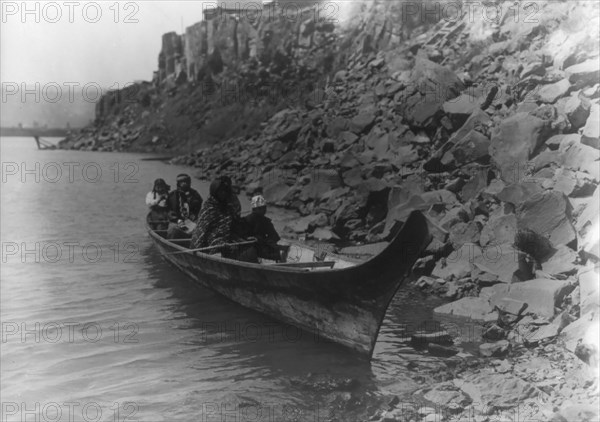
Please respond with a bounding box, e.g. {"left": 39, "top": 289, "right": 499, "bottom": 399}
{"left": 148, "top": 210, "right": 431, "bottom": 357}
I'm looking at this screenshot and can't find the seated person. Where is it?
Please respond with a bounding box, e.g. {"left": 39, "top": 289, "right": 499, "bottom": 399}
{"left": 191, "top": 178, "right": 257, "bottom": 262}
{"left": 146, "top": 178, "right": 170, "bottom": 231}
{"left": 166, "top": 174, "right": 203, "bottom": 239}
{"left": 243, "top": 195, "right": 289, "bottom": 262}
{"left": 219, "top": 175, "right": 242, "bottom": 217}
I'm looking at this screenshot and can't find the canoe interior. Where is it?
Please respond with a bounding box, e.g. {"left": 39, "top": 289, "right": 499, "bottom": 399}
{"left": 151, "top": 230, "right": 358, "bottom": 270}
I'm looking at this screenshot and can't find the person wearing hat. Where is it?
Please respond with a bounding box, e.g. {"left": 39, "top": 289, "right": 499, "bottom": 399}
{"left": 166, "top": 173, "right": 203, "bottom": 239}
{"left": 146, "top": 178, "right": 171, "bottom": 230}
{"left": 242, "top": 195, "right": 288, "bottom": 262}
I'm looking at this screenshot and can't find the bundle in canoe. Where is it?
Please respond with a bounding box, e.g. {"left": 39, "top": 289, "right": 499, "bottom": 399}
{"left": 147, "top": 210, "right": 431, "bottom": 357}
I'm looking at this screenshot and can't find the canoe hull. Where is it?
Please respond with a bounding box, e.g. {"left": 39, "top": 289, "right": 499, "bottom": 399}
{"left": 149, "top": 211, "right": 430, "bottom": 356}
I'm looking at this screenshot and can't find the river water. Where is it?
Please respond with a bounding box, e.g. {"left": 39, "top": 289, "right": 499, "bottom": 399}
{"left": 1, "top": 137, "right": 455, "bottom": 422}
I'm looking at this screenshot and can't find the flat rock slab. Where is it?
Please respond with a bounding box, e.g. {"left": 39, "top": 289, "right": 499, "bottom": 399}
{"left": 576, "top": 185, "right": 599, "bottom": 261}
{"left": 541, "top": 244, "right": 578, "bottom": 275}
{"left": 479, "top": 340, "right": 511, "bottom": 357}
{"left": 472, "top": 242, "right": 532, "bottom": 283}
{"left": 516, "top": 190, "right": 576, "bottom": 247}
{"left": 479, "top": 212, "right": 517, "bottom": 246}
{"left": 579, "top": 267, "right": 600, "bottom": 316}
{"left": 535, "top": 78, "right": 571, "bottom": 103}
{"left": 489, "top": 278, "right": 574, "bottom": 319}
{"left": 560, "top": 310, "right": 600, "bottom": 360}
{"left": 489, "top": 112, "right": 553, "bottom": 182}
{"left": 456, "top": 372, "right": 545, "bottom": 411}
{"left": 565, "top": 58, "right": 600, "bottom": 85}
{"left": 434, "top": 296, "right": 498, "bottom": 322}
{"left": 581, "top": 103, "right": 599, "bottom": 149}
{"left": 443, "top": 94, "right": 480, "bottom": 120}
{"left": 440, "top": 129, "right": 491, "bottom": 169}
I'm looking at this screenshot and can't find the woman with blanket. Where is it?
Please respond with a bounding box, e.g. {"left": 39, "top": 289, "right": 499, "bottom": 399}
{"left": 190, "top": 178, "right": 257, "bottom": 262}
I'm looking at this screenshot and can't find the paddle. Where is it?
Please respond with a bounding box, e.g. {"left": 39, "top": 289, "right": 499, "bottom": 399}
{"left": 165, "top": 239, "right": 257, "bottom": 255}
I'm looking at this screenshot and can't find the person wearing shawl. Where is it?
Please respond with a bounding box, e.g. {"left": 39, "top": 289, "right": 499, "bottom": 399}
{"left": 190, "top": 178, "right": 256, "bottom": 262}
{"left": 146, "top": 178, "right": 170, "bottom": 230}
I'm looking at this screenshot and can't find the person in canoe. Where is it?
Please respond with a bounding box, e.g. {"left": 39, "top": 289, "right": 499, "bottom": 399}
{"left": 243, "top": 195, "right": 289, "bottom": 262}
{"left": 146, "top": 178, "right": 170, "bottom": 230}
{"left": 218, "top": 175, "right": 242, "bottom": 216}
{"left": 190, "top": 177, "right": 257, "bottom": 262}
{"left": 166, "top": 173, "right": 203, "bottom": 239}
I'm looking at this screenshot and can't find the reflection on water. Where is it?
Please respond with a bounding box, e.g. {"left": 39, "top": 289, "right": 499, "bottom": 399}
{"left": 1, "top": 137, "right": 450, "bottom": 421}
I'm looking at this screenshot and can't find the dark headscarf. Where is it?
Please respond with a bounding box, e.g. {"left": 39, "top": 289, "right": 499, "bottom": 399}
{"left": 209, "top": 177, "right": 231, "bottom": 201}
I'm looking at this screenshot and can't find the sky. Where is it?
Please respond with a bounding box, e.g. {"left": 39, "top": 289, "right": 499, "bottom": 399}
{"left": 1, "top": 1, "right": 209, "bottom": 88}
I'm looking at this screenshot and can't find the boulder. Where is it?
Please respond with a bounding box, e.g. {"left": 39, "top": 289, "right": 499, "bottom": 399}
{"left": 456, "top": 373, "right": 545, "bottom": 411}
{"left": 325, "top": 116, "right": 349, "bottom": 138}
{"left": 479, "top": 340, "right": 511, "bottom": 357}
{"left": 342, "top": 167, "right": 363, "bottom": 188}
{"left": 535, "top": 78, "right": 571, "bottom": 103}
{"left": 560, "top": 311, "right": 600, "bottom": 366}
{"left": 554, "top": 405, "right": 600, "bottom": 422}
{"left": 516, "top": 191, "right": 576, "bottom": 247}
{"left": 513, "top": 228, "right": 556, "bottom": 262}
{"left": 438, "top": 207, "right": 469, "bottom": 230}
{"left": 402, "top": 57, "right": 465, "bottom": 129}
{"left": 384, "top": 190, "right": 458, "bottom": 236}
{"left": 263, "top": 181, "right": 292, "bottom": 204}
{"left": 575, "top": 186, "right": 599, "bottom": 261}
{"left": 460, "top": 170, "right": 489, "bottom": 201}
{"left": 564, "top": 94, "right": 591, "bottom": 129}
{"left": 581, "top": 103, "right": 599, "bottom": 149}
{"left": 565, "top": 58, "right": 600, "bottom": 85}
{"left": 489, "top": 278, "right": 574, "bottom": 319}
{"left": 448, "top": 221, "right": 480, "bottom": 247}
{"left": 526, "top": 311, "right": 571, "bottom": 343}
{"left": 472, "top": 243, "right": 534, "bottom": 283}
{"left": 479, "top": 212, "right": 517, "bottom": 246}
{"left": 493, "top": 297, "right": 528, "bottom": 315}
{"left": 284, "top": 214, "right": 325, "bottom": 233}
{"left": 431, "top": 247, "right": 474, "bottom": 280}
{"left": 496, "top": 181, "right": 543, "bottom": 206}
{"left": 440, "top": 130, "right": 491, "bottom": 169}
{"left": 423, "top": 382, "right": 471, "bottom": 407}
{"left": 489, "top": 112, "right": 553, "bottom": 182}
{"left": 434, "top": 296, "right": 498, "bottom": 322}
{"left": 541, "top": 244, "right": 578, "bottom": 275}
{"left": 556, "top": 134, "right": 599, "bottom": 175}
{"left": 349, "top": 112, "right": 376, "bottom": 134}
{"left": 579, "top": 267, "right": 600, "bottom": 316}
{"left": 442, "top": 94, "right": 480, "bottom": 124}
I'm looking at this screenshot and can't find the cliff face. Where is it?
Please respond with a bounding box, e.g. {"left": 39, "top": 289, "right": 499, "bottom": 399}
{"left": 75, "top": 0, "right": 349, "bottom": 150}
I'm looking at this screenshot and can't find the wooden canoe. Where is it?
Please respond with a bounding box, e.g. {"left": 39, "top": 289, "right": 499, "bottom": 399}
{"left": 148, "top": 210, "right": 431, "bottom": 357}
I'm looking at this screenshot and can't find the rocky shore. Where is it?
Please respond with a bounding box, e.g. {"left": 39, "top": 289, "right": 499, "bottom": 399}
{"left": 59, "top": 1, "right": 599, "bottom": 420}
